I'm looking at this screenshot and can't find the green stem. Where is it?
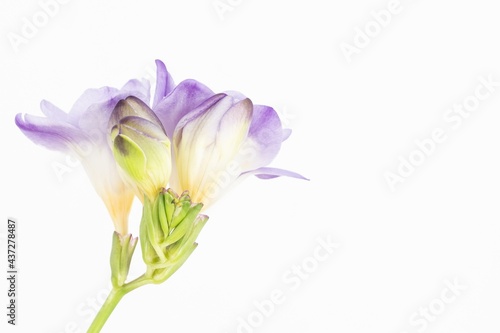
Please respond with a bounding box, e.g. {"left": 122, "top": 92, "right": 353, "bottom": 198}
{"left": 87, "top": 275, "right": 152, "bottom": 333}
{"left": 87, "top": 288, "right": 124, "bottom": 333}
{"left": 122, "top": 274, "right": 153, "bottom": 293}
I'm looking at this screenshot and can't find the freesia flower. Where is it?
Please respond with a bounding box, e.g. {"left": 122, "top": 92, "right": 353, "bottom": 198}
{"left": 109, "top": 96, "right": 172, "bottom": 202}
{"left": 15, "top": 60, "right": 175, "bottom": 234}
{"left": 153, "top": 84, "right": 307, "bottom": 206}
{"left": 15, "top": 59, "right": 307, "bottom": 333}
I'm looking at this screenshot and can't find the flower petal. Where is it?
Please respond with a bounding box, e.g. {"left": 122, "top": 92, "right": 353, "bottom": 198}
{"left": 191, "top": 98, "right": 253, "bottom": 201}
{"left": 152, "top": 59, "right": 175, "bottom": 108}
{"left": 109, "top": 96, "right": 165, "bottom": 135}
{"left": 215, "top": 98, "right": 253, "bottom": 162}
{"left": 80, "top": 147, "right": 135, "bottom": 235}
{"left": 15, "top": 113, "right": 88, "bottom": 154}
{"left": 40, "top": 100, "right": 68, "bottom": 120}
{"left": 113, "top": 134, "right": 147, "bottom": 182}
{"left": 154, "top": 79, "right": 215, "bottom": 138}
{"left": 172, "top": 94, "right": 232, "bottom": 197}
{"left": 72, "top": 82, "right": 151, "bottom": 145}
{"left": 237, "top": 105, "right": 284, "bottom": 172}
{"left": 282, "top": 128, "right": 292, "bottom": 141}
{"left": 244, "top": 167, "right": 309, "bottom": 180}
{"left": 110, "top": 97, "right": 172, "bottom": 200}
{"left": 122, "top": 79, "right": 151, "bottom": 103}
{"left": 16, "top": 71, "right": 155, "bottom": 235}
{"left": 119, "top": 116, "right": 169, "bottom": 141}
{"left": 117, "top": 117, "right": 171, "bottom": 177}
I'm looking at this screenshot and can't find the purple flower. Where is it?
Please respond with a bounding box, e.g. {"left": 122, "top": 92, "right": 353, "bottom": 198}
{"left": 15, "top": 60, "right": 175, "bottom": 234}
{"left": 153, "top": 82, "right": 307, "bottom": 207}
{"left": 16, "top": 59, "right": 305, "bottom": 226}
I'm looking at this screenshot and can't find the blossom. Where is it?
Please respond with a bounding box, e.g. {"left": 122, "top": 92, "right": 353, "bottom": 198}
{"left": 15, "top": 60, "right": 175, "bottom": 234}
{"left": 109, "top": 96, "right": 172, "bottom": 202}
{"left": 153, "top": 84, "right": 307, "bottom": 206}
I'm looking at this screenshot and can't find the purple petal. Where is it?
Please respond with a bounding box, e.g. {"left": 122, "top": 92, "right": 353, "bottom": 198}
{"left": 69, "top": 86, "right": 120, "bottom": 121}
{"left": 245, "top": 167, "right": 309, "bottom": 180}
{"left": 172, "top": 93, "right": 230, "bottom": 148}
{"left": 109, "top": 96, "right": 165, "bottom": 134}
{"left": 40, "top": 100, "right": 67, "bottom": 120}
{"left": 68, "top": 79, "right": 149, "bottom": 123}
{"left": 217, "top": 98, "right": 253, "bottom": 146}
{"left": 154, "top": 79, "right": 215, "bottom": 138}
{"left": 240, "top": 105, "right": 284, "bottom": 171}
{"left": 282, "top": 128, "right": 292, "bottom": 141}
{"left": 15, "top": 113, "right": 88, "bottom": 153}
{"left": 152, "top": 60, "right": 175, "bottom": 108}
{"left": 224, "top": 90, "right": 247, "bottom": 101}
{"left": 75, "top": 98, "right": 122, "bottom": 144}
{"left": 121, "top": 79, "right": 151, "bottom": 103}
{"left": 71, "top": 81, "right": 151, "bottom": 144}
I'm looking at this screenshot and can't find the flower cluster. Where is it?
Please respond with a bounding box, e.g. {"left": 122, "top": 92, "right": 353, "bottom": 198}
{"left": 16, "top": 60, "right": 306, "bottom": 332}
{"left": 15, "top": 60, "right": 305, "bottom": 235}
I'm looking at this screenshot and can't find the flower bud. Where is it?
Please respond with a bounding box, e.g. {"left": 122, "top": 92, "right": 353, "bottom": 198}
{"left": 109, "top": 96, "right": 172, "bottom": 201}
{"left": 110, "top": 232, "right": 138, "bottom": 288}
{"left": 140, "top": 189, "right": 208, "bottom": 283}
{"left": 171, "top": 94, "right": 253, "bottom": 206}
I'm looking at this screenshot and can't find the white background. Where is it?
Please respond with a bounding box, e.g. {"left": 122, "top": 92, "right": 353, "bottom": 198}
{"left": 1, "top": 0, "right": 500, "bottom": 332}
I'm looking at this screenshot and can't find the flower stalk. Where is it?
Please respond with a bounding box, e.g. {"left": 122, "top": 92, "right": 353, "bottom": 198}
{"left": 87, "top": 274, "right": 152, "bottom": 333}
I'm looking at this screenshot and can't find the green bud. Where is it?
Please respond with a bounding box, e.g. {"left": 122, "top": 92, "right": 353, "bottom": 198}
{"left": 109, "top": 96, "right": 172, "bottom": 202}
{"left": 140, "top": 189, "right": 208, "bottom": 283}
{"left": 110, "top": 232, "right": 138, "bottom": 288}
